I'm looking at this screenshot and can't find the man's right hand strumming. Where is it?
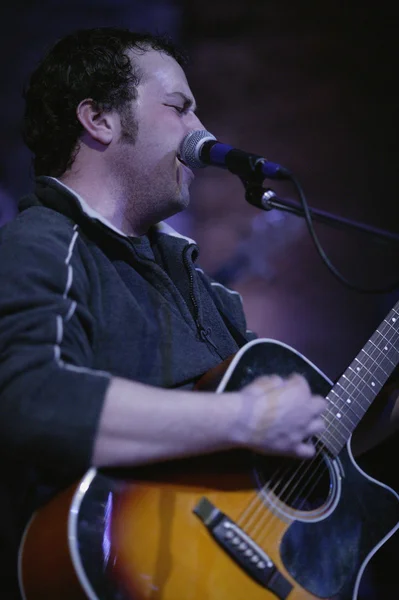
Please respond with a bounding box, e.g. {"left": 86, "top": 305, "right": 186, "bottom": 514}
{"left": 232, "top": 374, "right": 327, "bottom": 459}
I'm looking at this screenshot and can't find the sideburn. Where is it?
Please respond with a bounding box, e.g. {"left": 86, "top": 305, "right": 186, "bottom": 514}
{"left": 119, "top": 103, "right": 139, "bottom": 145}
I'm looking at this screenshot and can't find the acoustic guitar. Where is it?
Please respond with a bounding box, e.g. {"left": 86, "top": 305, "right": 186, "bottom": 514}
{"left": 18, "top": 301, "right": 399, "bottom": 600}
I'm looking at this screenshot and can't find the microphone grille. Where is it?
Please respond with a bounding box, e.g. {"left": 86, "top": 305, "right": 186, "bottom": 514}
{"left": 180, "top": 130, "right": 216, "bottom": 168}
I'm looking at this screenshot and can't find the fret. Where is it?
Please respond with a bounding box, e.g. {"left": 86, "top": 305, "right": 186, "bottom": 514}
{"left": 372, "top": 337, "right": 396, "bottom": 355}
{"left": 334, "top": 377, "right": 366, "bottom": 420}
{"left": 319, "top": 300, "right": 399, "bottom": 456}
{"left": 327, "top": 390, "right": 360, "bottom": 423}
{"left": 358, "top": 348, "right": 389, "bottom": 379}
{"left": 335, "top": 376, "right": 375, "bottom": 406}
{"left": 339, "top": 374, "right": 377, "bottom": 395}
{"left": 372, "top": 322, "right": 398, "bottom": 342}
{"left": 369, "top": 340, "right": 396, "bottom": 368}
{"left": 319, "top": 415, "right": 348, "bottom": 455}
{"left": 342, "top": 370, "right": 380, "bottom": 392}
{"left": 354, "top": 355, "right": 388, "bottom": 385}
{"left": 321, "top": 411, "right": 358, "bottom": 451}
{"left": 324, "top": 408, "right": 352, "bottom": 436}
{"left": 331, "top": 384, "right": 362, "bottom": 426}
{"left": 384, "top": 318, "right": 398, "bottom": 327}
{"left": 363, "top": 358, "right": 389, "bottom": 380}
{"left": 331, "top": 378, "right": 372, "bottom": 408}
{"left": 320, "top": 424, "right": 347, "bottom": 456}
{"left": 321, "top": 412, "right": 350, "bottom": 440}
{"left": 329, "top": 384, "right": 365, "bottom": 419}
{"left": 363, "top": 343, "right": 398, "bottom": 375}
{"left": 342, "top": 370, "right": 383, "bottom": 397}
{"left": 374, "top": 326, "right": 398, "bottom": 346}
{"left": 327, "top": 386, "right": 363, "bottom": 424}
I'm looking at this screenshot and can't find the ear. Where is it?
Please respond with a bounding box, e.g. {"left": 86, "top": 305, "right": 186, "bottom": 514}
{"left": 76, "top": 99, "right": 115, "bottom": 145}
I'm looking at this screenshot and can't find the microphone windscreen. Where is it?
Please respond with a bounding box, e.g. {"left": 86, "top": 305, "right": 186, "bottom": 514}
{"left": 180, "top": 130, "right": 216, "bottom": 168}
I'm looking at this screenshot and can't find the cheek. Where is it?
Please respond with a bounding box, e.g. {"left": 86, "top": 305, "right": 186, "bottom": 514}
{"left": 140, "top": 108, "right": 183, "bottom": 140}
{"left": 134, "top": 111, "right": 183, "bottom": 168}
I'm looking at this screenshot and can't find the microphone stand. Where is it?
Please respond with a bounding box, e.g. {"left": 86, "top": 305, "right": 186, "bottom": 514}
{"left": 244, "top": 183, "right": 399, "bottom": 245}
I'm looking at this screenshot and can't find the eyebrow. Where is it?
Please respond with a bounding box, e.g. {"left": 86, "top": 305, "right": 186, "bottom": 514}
{"left": 166, "top": 92, "right": 198, "bottom": 113}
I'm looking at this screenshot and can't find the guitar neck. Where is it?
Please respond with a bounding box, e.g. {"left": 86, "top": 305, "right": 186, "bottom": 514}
{"left": 319, "top": 300, "right": 399, "bottom": 456}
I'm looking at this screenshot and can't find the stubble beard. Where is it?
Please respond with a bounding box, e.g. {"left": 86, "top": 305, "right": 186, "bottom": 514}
{"left": 119, "top": 103, "right": 139, "bottom": 145}
{"left": 117, "top": 104, "right": 190, "bottom": 227}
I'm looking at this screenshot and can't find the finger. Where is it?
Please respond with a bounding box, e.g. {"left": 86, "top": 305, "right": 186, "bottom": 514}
{"left": 248, "top": 375, "right": 285, "bottom": 395}
{"left": 285, "top": 373, "right": 310, "bottom": 393}
{"left": 294, "top": 442, "right": 316, "bottom": 459}
{"left": 306, "top": 417, "right": 325, "bottom": 437}
{"left": 311, "top": 395, "right": 328, "bottom": 416}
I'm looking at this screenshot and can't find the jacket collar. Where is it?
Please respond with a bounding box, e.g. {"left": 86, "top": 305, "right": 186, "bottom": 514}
{"left": 19, "top": 176, "right": 197, "bottom": 246}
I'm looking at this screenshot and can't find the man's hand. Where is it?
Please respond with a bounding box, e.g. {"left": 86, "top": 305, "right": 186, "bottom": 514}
{"left": 93, "top": 373, "right": 327, "bottom": 469}
{"left": 232, "top": 374, "right": 327, "bottom": 459}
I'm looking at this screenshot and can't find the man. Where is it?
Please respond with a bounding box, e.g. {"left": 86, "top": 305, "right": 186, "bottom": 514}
{"left": 0, "top": 27, "right": 396, "bottom": 598}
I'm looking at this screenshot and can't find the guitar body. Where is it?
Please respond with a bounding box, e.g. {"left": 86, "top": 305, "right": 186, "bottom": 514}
{"left": 19, "top": 339, "right": 399, "bottom": 600}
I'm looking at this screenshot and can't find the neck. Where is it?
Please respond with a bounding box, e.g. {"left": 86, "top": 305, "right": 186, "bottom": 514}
{"left": 58, "top": 171, "right": 142, "bottom": 236}
{"left": 319, "top": 299, "right": 399, "bottom": 456}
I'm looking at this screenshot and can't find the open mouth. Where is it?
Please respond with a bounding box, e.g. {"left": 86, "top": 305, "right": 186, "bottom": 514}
{"left": 177, "top": 154, "right": 189, "bottom": 167}
{"left": 176, "top": 154, "right": 194, "bottom": 183}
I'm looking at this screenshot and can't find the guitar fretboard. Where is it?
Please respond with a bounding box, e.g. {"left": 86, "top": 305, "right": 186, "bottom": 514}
{"left": 319, "top": 301, "right": 399, "bottom": 456}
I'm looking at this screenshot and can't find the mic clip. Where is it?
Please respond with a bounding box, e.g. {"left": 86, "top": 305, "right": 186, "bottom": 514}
{"left": 242, "top": 180, "right": 279, "bottom": 211}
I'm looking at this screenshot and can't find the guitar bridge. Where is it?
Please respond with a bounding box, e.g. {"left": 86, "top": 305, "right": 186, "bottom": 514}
{"left": 193, "top": 496, "right": 292, "bottom": 600}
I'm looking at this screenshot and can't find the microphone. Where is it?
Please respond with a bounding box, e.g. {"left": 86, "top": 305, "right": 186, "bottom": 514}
{"left": 180, "top": 130, "right": 290, "bottom": 181}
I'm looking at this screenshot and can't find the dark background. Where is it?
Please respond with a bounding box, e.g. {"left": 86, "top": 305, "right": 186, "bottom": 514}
{"left": 0, "top": 0, "right": 398, "bottom": 595}
{"left": 1, "top": 0, "right": 398, "bottom": 378}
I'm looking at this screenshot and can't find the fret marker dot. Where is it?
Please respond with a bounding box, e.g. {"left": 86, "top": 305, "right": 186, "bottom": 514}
{"left": 337, "top": 413, "right": 342, "bottom": 419}
{"left": 356, "top": 367, "right": 361, "bottom": 371}
{"left": 347, "top": 399, "right": 351, "bottom": 404}
{"left": 393, "top": 318, "right": 397, "bottom": 323}
{"left": 371, "top": 382, "right": 375, "bottom": 387}
{"left": 384, "top": 346, "right": 388, "bottom": 351}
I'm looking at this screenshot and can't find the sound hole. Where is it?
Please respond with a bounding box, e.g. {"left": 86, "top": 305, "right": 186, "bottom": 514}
{"left": 254, "top": 450, "right": 335, "bottom": 513}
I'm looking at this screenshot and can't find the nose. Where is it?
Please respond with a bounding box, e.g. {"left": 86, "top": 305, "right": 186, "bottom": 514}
{"left": 185, "top": 111, "right": 206, "bottom": 134}
{"left": 194, "top": 115, "right": 206, "bottom": 131}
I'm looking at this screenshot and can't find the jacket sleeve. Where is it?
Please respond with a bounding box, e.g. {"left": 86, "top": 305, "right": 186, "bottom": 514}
{"left": 0, "top": 210, "right": 111, "bottom": 481}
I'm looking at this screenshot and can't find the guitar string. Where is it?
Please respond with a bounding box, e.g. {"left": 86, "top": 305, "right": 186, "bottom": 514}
{"left": 248, "top": 329, "right": 398, "bottom": 543}
{"left": 233, "top": 320, "right": 396, "bottom": 532}
{"left": 285, "top": 325, "right": 399, "bottom": 521}
{"left": 237, "top": 440, "right": 331, "bottom": 549}
{"left": 236, "top": 409, "right": 345, "bottom": 535}
{"left": 236, "top": 377, "right": 367, "bottom": 535}
{"left": 234, "top": 358, "right": 367, "bottom": 531}
{"left": 235, "top": 322, "right": 398, "bottom": 542}
{"left": 247, "top": 328, "right": 399, "bottom": 545}
{"left": 234, "top": 316, "right": 398, "bottom": 537}
{"left": 256, "top": 361, "right": 395, "bottom": 551}
{"left": 285, "top": 327, "right": 399, "bottom": 518}
{"left": 255, "top": 439, "right": 334, "bottom": 547}
{"left": 253, "top": 439, "right": 328, "bottom": 547}
{"left": 245, "top": 391, "right": 363, "bottom": 533}
{"left": 257, "top": 313, "right": 399, "bottom": 533}
{"left": 238, "top": 418, "right": 343, "bottom": 539}
{"left": 235, "top": 376, "right": 366, "bottom": 533}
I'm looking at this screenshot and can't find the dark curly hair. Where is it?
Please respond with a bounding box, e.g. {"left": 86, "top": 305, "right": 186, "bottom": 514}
{"left": 23, "top": 27, "right": 188, "bottom": 177}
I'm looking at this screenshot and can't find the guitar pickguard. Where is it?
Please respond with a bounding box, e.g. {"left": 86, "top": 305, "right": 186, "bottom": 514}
{"left": 280, "top": 447, "right": 399, "bottom": 600}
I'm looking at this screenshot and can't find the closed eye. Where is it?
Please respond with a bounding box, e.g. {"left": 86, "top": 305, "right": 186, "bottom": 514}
{"left": 164, "top": 104, "right": 189, "bottom": 115}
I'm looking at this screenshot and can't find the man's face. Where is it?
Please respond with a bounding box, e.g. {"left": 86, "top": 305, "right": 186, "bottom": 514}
{"left": 111, "top": 49, "right": 205, "bottom": 232}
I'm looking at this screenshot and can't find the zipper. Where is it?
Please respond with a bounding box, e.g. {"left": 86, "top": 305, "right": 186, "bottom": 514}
{"left": 182, "top": 246, "right": 222, "bottom": 356}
